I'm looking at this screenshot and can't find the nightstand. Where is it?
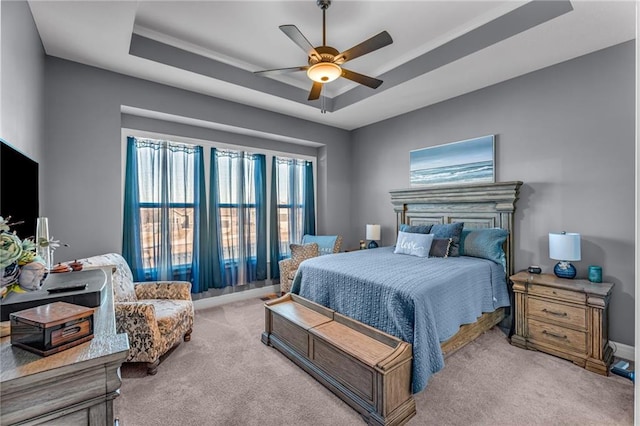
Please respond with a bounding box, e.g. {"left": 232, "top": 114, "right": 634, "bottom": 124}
{"left": 510, "top": 272, "right": 614, "bottom": 375}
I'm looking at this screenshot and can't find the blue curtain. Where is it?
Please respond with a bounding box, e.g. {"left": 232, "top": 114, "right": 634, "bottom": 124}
{"left": 269, "top": 156, "right": 281, "bottom": 279}
{"left": 254, "top": 154, "right": 268, "bottom": 281}
{"left": 208, "top": 148, "right": 224, "bottom": 288}
{"left": 122, "top": 137, "right": 144, "bottom": 281}
{"left": 191, "top": 146, "right": 211, "bottom": 293}
{"left": 303, "top": 161, "right": 315, "bottom": 235}
{"left": 122, "top": 137, "right": 202, "bottom": 286}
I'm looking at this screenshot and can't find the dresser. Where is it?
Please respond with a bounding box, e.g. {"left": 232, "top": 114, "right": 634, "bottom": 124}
{"left": 510, "top": 272, "right": 613, "bottom": 375}
{"left": 0, "top": 267, "right": 130, "bottom": 425}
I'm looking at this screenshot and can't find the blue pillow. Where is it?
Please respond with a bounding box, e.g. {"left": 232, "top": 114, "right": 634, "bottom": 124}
{"left": 429, "top": 222, "right": 464, "bottom": 238}
{"left": 394, "top": 231, "right": 434, "bottom": 258}
{"left": 429, "top": 222, "right": 463, "bottom": 256}
{"left": 301, "top": 235, "right": 338, "bottom": 255}
{"left": 459, "top": 229, "right": 474, "bottom": 255}
{"left": 399, "top": 224, "right": 432, "bottom": 234}
{"left": 461, "top": 228, "right": 509, "bottom": 270}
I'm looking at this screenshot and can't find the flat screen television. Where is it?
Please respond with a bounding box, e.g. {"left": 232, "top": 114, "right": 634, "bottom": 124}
{"left": 0, "top": 139, "right": 39, "bottom": 238}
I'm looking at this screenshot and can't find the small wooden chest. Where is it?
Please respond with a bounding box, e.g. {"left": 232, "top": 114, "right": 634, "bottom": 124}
{"left": 10, "top": 301, "right": 95, "bottom": 356}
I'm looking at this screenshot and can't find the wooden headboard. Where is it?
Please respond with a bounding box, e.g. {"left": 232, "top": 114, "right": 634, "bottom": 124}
{"left": 389, "top": 181, "right": 523, "bottom": 276}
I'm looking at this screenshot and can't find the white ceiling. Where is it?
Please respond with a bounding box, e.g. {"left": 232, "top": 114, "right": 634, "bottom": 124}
{"left": 29, "top": 1, "right": 635, "bottom": 131}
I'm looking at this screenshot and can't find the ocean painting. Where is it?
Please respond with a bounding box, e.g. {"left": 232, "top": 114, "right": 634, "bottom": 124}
{"left": 410, "top": 135, "right": 495, "bottom": 186}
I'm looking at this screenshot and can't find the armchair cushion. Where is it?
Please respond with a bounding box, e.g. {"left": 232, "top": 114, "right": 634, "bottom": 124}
{"left": 135, "top": 281, "right": 192, "bottom": 300}
{"left": 149, "top": 299, "right": 194, "bottom": 341}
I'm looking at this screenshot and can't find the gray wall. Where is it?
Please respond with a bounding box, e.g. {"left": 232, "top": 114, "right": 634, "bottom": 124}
{"left": 3, "top": 0, "right": 634, "bottom": 345}
{"left": 0, "top": 1, "right": 45, "bottom": 204}
{"left": 350, "top": 41, "right": 635, "bottom": 346}
{"left": 43, "top": 57, "right": 352, "bottom": 263}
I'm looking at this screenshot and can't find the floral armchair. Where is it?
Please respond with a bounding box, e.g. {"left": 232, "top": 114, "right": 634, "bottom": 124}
{"left": 278, "top": 235, "right": 342, "bottom": 294}
{"left": 78, "top": 253, "right": 194, "bottom": 375}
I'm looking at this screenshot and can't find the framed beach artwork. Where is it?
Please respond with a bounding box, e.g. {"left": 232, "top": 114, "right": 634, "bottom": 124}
{"left": 410, "top": 135, "right": 495, "bottom": 186}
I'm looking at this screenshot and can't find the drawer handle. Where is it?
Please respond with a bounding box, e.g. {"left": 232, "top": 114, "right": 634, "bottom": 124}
{"left": 62, "top": 326, "right": 82, "bottom": 337}
{"left": 541, "top": 308, "right": 567, "bottom": 317}
{"left": 542, "top": 330, "right": 567, "bottom": 340}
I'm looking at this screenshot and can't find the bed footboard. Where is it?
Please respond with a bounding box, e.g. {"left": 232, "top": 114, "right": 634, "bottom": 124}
{"left": 262, "top": 293, "right": 416, "bottom": 426}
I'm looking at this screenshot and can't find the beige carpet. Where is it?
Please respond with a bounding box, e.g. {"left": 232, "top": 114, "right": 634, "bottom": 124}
{"left": 114, "top": 298, "right": 634, "bottom": 425}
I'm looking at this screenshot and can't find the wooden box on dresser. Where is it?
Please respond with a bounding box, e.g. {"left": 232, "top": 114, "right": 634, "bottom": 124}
{"left": 510, "top": 272, "right": 614, "bottom": 375}
{"left": 0, "top": 267, "right": 129, "bottom": 426}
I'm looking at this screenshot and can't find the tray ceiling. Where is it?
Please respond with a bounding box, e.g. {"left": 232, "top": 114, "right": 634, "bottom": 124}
{"left": 29, "top": 1, "right": 635, "bottom": 130}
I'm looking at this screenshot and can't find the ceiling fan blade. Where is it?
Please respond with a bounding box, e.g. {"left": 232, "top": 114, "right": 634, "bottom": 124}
{"left": 333, "top": 31, "right": 393, "bottom": 64}
{"left": 254, "top": 66, "right": 308, "bottom": 76}
{"left": 308, "top": 82, "right": 323, "bottom": 100}
{"left": 279, "top": 25, "right": 322, "bottom": 62}
{"left": 341, "top": 68, "right": 383, "bottom": 89}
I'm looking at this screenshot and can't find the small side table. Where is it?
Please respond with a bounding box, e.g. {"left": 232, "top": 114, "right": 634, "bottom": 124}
{"left": 510, "top": 272, "right": 614, "bottom": 375}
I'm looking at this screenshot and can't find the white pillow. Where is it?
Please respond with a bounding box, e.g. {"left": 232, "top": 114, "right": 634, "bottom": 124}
{"left": 394, "top": 231, "right": 435, "bottom": 258}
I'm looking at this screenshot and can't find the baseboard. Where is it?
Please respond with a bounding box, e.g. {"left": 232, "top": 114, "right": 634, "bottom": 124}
{"left": 610, "top": 340, "right": 635, "bottom": 362}
{"left": 193, "top": 285, "right": 280, "bottom": 311}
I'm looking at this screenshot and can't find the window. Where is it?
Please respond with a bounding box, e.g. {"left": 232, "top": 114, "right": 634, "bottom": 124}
{"left": 123, "top": 137, "right": 205, "bottom": 283}
{"left": 275, "top": 158, "right": 305, "bottom": 255}
{"left": 123, "top": 135, "right": 314, "bottom": 290}
{"left": 211, "top": 148, "right": 267, "bottom": 286}
{"left": 269, "top": 156, "right": 315, "bottom": 279}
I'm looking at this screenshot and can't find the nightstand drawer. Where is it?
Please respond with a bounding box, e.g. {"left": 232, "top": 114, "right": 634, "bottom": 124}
{"left": 527, "top": 318, "right": 586, "bottom": 354}
{"left": 528, "top": 284, "right": 585, "bottom": 304}
{"left": 528, "top": 297, "right": 586, "bottom": 330}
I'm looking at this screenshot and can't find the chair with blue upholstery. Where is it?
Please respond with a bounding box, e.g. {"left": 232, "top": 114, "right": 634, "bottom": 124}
{"left": 278, "top": 235, "right": 342, "bottom": 293}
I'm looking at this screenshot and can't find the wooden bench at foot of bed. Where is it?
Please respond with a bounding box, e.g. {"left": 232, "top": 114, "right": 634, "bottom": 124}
{"left": 262, "top": 293, "right": 416, "bottom": 426}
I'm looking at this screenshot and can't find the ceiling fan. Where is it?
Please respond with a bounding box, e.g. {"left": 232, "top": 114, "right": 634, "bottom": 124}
{"left": 254, "top": 0, "right": 393, "bottom": 101}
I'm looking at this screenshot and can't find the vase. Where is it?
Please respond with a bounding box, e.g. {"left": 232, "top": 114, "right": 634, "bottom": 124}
{"left": 588, "top": 265, "right": 602, "bottom": 283}
{"left": 35, "top": 217, "right": 52, "bottom": 271}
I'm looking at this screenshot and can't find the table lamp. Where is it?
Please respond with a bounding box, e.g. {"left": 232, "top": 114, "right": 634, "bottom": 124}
{"left": 366, "top": 224, "right": 380, "bottom": 249}
{"left": 549, "top": 231, "right": 581, "bottom": 279}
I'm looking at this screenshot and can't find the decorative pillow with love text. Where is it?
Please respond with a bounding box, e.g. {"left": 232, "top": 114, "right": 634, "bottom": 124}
{"left": 393, "top": 231, "right": 435, "bottom": 258}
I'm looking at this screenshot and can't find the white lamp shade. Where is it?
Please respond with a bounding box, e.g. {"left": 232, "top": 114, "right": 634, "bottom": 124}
{"left": 366, "top": 224, "right": 381, "bottom": 241}
{"left": 549, "top": 232, "right": 581, "bottom": 261}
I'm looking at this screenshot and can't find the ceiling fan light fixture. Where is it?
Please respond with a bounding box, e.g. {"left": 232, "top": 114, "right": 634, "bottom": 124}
{"left": 307, "top": 62, "right": 342, "bottom": 83}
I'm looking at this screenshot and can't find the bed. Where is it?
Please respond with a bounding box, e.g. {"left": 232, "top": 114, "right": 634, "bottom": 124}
{"left": 291, "top": 181, "right": 522, "bottom": 393}
{"left": 291, "top": 247, "right": 509, "bottom": 393}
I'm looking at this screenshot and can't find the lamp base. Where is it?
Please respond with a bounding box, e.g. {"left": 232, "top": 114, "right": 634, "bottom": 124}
{"left": 554, "top": 261, "right": 576, "bottom": 279}
{"left": 367, "top": 240, "right": 378, "bottom": 249}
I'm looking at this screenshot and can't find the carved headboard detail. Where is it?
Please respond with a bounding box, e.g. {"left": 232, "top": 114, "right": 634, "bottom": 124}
{"left": 389, "top": 181, "right": 523, "bottom": 276}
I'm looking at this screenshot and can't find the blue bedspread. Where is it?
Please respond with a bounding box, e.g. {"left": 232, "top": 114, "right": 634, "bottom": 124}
{"left": 290, "top": 246, "right": 509, "bottom": 394}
